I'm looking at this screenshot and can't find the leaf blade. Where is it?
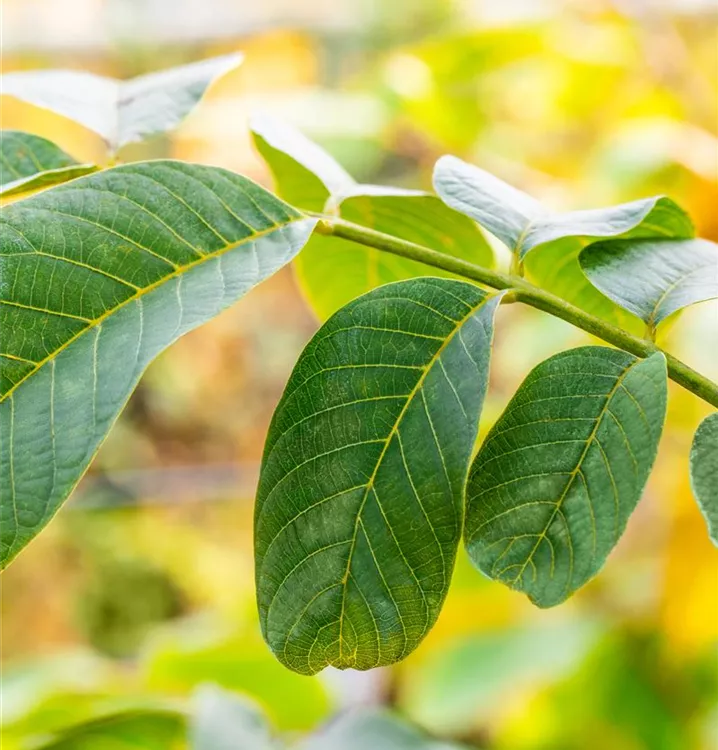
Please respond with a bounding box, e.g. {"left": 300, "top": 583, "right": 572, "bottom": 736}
{"left": 0, "top": 161, "right": 315, "bottom": 567}
{"left": 255, "top": 278, "right": 502, "bottom": 674}
{"left": 690, "top": 412, "right": 718, "bottom": 546}
{"left": 464, "top": 347, "right": 667, "bottom": 607}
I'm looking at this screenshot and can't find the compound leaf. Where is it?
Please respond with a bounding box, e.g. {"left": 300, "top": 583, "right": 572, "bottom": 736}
{"left": 464, "top": 347, "right": 667, "bottom": 608}
{"left": 579, "top": 237, "right": 718, "bottom": 328}
{"left": 0, "top": 162, "right": 316, "bottom": 568}
{"left": 255, "top": 278, "right": 502, "bottom": 674}
{"left": 1, "top": 53, "right": 242, "bottom": 152}
{"left": 251, "top": 116, "right": 493, "bottom": 320}
{"left": 0, "top": 130, "right": 96, "bottom": 198}
{"left": 690, "top": 412, "right": 718, "bottom": 546}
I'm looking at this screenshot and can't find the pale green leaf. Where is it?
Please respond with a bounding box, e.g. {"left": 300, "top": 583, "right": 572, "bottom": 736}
{"left": 192, "top": 685, "right": 281, "bottom": 750}
{"left": 579, "top": 237, "right": 718, "bottom": 327}
{"left": 433, "top": 155, "right": 693, "bottom": 259}
{"left": 690, "top": 412, "right": 718, "bottom": 546}
{"left": 30, "top": 710, "right": 185, "bottom": 750}
{"left": 255, "top": 278, "right": 503, "bottom": 674}
{"left": 0, "top": 162, "right": 316, "bottom": 568}
{"left": 465, "top": 347, "right": 667, "bottom": 607}
{"left": 1, "top": 53, "right": 242, "bottom": 152}
{"left": 0, "top": 131, "right": 96, "bottom": 198}
{"left": 251, "top": 116, "right": 493, "bottom": 320}
{"left": 304, "top": 709, "right": 465, "bottom": 750}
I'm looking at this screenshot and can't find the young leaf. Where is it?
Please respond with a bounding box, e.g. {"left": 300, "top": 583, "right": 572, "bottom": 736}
{"left": 255, "top": 278, "right": 503, "bottom": 674}
{"left": 0, "top": 130, "right": 97, "bottom": 198}
{"left": 251, "top": 116, "right": 493, "bottom": 320}
{"left": 689, "top": 413, "right": 718, "bottom": 546}
{"left": 192, "top": 685, "right": 281, "bottom": 750}
{"left": 1, "top": 53, "right": 242, "bottom": 153}
{"left": 0, "top": 162, "right": 316, "bottom": 568}
{"left": 579, "top": 238, "right": 718, "bottom": 328}
{"left": 464, "top": 347, "right": 667, "bottom": 608}
{"left": 433, "top": 155, "right": 692, "bottom": 260}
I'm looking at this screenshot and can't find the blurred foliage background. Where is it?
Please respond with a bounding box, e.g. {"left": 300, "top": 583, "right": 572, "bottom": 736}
{"left": 1, "top": 0, "right": 717, "bottom": 748}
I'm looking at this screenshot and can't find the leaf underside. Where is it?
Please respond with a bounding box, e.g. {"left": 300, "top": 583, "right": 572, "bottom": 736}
{"left": 255, "top": 278, "right": 502, "bottom": 674}
{"left": 0, "top": 161, "right": 315, "bottom": 568}
{"left": 464, "top": 347, "right": 667, "bottom": 607}
{"left": 689, "top": 412, "right": 718, "bottom": 546}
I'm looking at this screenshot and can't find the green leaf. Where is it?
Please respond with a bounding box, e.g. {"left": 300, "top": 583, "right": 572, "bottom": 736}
{"left": 30, "top": 710, "right": 185, "bottom": 750}
{"left": 255, "top": 278, "right": 503, "bottom": 674}
{"left": 251, "top": 116, "right": 493, "bottom": 320}
{"left": 304, "top": 709, "right": 465, "bottom": 750}
{"left": 192, "top": 685, "right": 281, "bottom": 750}
{"left": 1, "top": 54, "right": 242, "bottom": 153}
{"left": 689, "top": 413, "right": 718, "bottom": 546}
{"left": 0, "top": 131, "right": 97, "bottom": 198}
{"left": 579, "top": 238, "right": 718, "bottom": 328}
{"left": 464, "top": 347, "right": 667, "bottom": 608}
{"left": 0, "top": 162, "right": 316, "bottom": 568}
{"left": 433, "top": 155, "right": 693, "bottom": 260}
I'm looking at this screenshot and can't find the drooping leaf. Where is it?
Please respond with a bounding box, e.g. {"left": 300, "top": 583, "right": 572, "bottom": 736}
{"left": 0, "top": 162, "right": 316, "bottom": 568}
{"left": 689, "top": 413, "right": 718, "bottom": 546}
{"left": 579, "top": 237, "right": 718, "bottom": 328}
{"left": 191, "top": 685, "right": 281, "bottom": 750}
{"left": 255, "top": 278, "right": 503, "bottom": 674}
{"left": 1, "top": 53, "right": 242, "bottom": 152}
{"left": 464, "top": 347, "right": 667, "bottom": 608}
{"left": 251, "top": 116, "right": 493, "bottom": 320}
{"left": 433, "top": 155, "right": 693, "bottom": 260}
{"left": 30, "top": 709, "right": 185, "bottom": 750}
{"left": 304, "top": 709, "right": 465, "bottom": 750}
{"left": 0, "top": 131, "right": 97, "bottom": 198}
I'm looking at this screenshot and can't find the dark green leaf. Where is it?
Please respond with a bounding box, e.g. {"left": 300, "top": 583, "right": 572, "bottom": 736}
{"left": 0, "top": 131, "right": 97, "bottom": 198}
{"left": 433, "top": 155, "right": 692, "bottom": 260}
{"left": 192, "top": 685, "right": 281, "bottom": 750}
{"left": 255, "top": 278, "right": 502, "bottom": 674}
{"left": 465, "top": 347, "right": 667, "bottom": 607}
{"left": 0, "top": 162, "right": 316, "bottom": 568}
{"left": 690, "top": 413, "right": 718, "bottom": 546}
{"left": 1, "top": 54, "right": 242, "bottom": 152}
{"left": 579, "top": 238, "right": 718, "bottom": 328}
{"left": 251, "top": 116, "right": 493, "bottom": 320}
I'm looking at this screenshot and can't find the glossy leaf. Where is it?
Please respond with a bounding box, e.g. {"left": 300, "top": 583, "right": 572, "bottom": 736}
{"left": 31, "top": 710, "right": 185, "bottom": 750}
{"left": 465, "top": 347, "right": 667, "bottom": 607}
{"left": 579, "top": 237, "right": 718, "bottom": 328}
{"left": 0, "top": 162, "right": 316, "bottom": 568}
{"left": 690, "top": 413, "right": 718, "bottom": 546}
{"left": 1, "top": 53, "right": 242, "bottom": 152}
{"left": 251, "top": 116, "right": 493, "bottom": 320}
{"left": 255, "top": 278, "right": 502, "bottom": 674}
{"left": 192, "top": 685, "right": 281, "bottom": 750}
{"left": 304, "top": 709, "right": 465, "bottom": 750}
{"left": 0, "top": 131, "right": 97, "bottom": 198}
{"left": 433, "top": 155, "right": 692, "bottom": 260}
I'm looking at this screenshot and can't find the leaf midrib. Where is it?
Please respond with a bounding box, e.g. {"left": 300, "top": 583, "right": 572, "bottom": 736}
{"left": 0, "top": 218, "right": 305, "bottom": 403}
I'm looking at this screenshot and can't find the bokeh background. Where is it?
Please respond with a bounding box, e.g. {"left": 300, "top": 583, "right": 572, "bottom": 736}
{"left": 1, "top": 0, "right": 717, "bottom": 748}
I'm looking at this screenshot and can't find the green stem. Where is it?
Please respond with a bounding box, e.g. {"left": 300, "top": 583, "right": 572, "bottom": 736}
{"left": 316, "top": 216, "right": 718, "bottom": 408}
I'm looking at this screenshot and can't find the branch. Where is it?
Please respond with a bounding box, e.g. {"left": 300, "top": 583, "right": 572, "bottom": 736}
{"left": 316, "top": 216, "right": 718, "bottom": 408}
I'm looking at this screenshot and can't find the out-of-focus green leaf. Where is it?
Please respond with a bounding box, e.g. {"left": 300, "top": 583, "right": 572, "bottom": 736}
{"left": 30, "top": 709, "right": 185, "bottom": 750}
{"left": 256, "top": 279, "right": 502, "bottom": 674}
{"left": 465, "top": 347, "right": 667, "bottom": 607}
{"left": 0, "top": 131, "right": 97, "bottom": 198}
{"left": 304, "top": 709, "right": 465, "bottom": 750}
{"left": 251, "top": 116, "right": 493, "bottom": 320}
{"left": 579, "top": 238, "right": 718, "bottom": 328}
{"left": 690, "top": 413, "right": 718, "bottom": 546}
{"left": 191, "top": 684, "right": 281, "bottom": 750}
{"left": 433, "top": 155, "right": 692, "bottom": 260}
{"left": 1, "top": 54, "right": 242, "bottom": 152}
{"left": 0, "top": 163, "right": 316, "bottom": 568}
